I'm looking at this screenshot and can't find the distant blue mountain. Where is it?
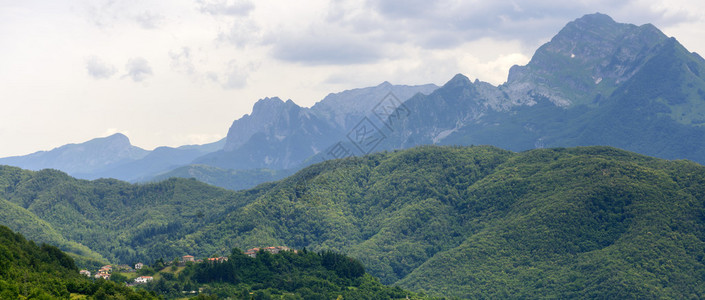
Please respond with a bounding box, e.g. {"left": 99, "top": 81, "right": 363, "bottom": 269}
{"left": 192, "top": 83, "right": 439, "bottom": 170}
{"left": 0, "top": 133, "right": 224, "bottom": 181}
{"left": 82, "top": 139, "right": 225, "bottom": 181}
{"left": 0, "top": 134, "right": 148, "bottom": 176}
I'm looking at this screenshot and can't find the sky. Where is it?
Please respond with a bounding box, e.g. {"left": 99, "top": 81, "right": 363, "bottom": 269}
{"left": 1, "top": 0, "right": 704, "bottom": 157}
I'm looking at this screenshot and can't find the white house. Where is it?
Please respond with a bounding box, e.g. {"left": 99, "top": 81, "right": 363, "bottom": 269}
{"left": 134, "top": 276, "right": 154, "bottom": 284}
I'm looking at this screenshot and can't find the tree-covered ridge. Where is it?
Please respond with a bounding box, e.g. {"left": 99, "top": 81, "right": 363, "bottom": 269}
{"left": 0, "top": 166, "right": 269, "bottom": 263}
{"left": 0, "top": 225, "right": 158, "bottom": 299}
{"left": 140, "top": 248, "right": 429, "bottom": 299}
{"left": 2, "top": 145, "right": 705, "bottom": 298}
{"left": 185, "top": 146, "right": 705, "bottom": 298}
{"left": 396, "top": 147, "right": 705, "bottom": 297}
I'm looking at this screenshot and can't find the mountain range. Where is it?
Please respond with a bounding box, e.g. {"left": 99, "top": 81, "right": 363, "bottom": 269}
{"left": 3, "top": 13, "right": 705, "bottom": 192}
{"left": 384, "top": 13, "right": 705, "bottom": 160}
{"left": 0, "top": 133, "right": 225, "bottom": 182}
{"left": 0, "top": 83, "right": 437, "bottom": 188}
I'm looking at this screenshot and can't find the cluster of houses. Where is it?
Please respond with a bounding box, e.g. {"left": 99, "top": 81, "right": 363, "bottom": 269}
{"left": 178, "top": 255, "right": 228, "bottom": 264}
{"left": 79, "top": 263, "right": 152, "bottom": 284}
{"left": 244, "top": 246, "right": 294, "bottom": 257}
{"left": 79, "top": 264, "right": 122, "bottom": 280}
{"left": 78, "top": 247, "right": 291, "bottom": 284}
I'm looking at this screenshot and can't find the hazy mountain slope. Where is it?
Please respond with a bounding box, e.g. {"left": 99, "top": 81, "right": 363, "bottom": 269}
{"left": 87, "top": 138, "right": 226, "bottom": 182}
{"left": 150, "top": 164, "right": 291, "bottom": 191}
{"left": 0, "top": 133, "right": 148, "bottom": 176}
{"left": 198, "top": 97, "right": 342, "bottom": 170}
{"left": 0, "top": 134, "right": 225, "bottom": 182}
{"left": 197, "top": 83, "right": 438, "bottom": 172}
{"left": 311, "top": 81, "right": 438, "bottom": 129}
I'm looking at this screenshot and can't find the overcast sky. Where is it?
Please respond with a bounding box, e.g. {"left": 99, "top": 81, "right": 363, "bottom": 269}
{"left": 1, "top": 0, "right": 704, "bottom": 157}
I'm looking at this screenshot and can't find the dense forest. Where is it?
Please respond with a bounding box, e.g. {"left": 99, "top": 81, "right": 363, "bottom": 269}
{"left": 0, "top": 166, "right": 270, "bottom": 264}
{"left": 137, "top": 248, "right": 429, "bottom": 299}
{"left": 2, "top": 145, "right": 705, "bottom": 297}
{"left": 0, "top": 225, "right": 157, "bottom": 299}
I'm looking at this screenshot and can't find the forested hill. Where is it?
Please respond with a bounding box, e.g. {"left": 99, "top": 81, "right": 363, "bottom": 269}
{"left": 0, "top": 165, "right": 270, "bottom": 264}
{"left": 0, "top": 225, "right": 157, "bottom": 299}
{"left": 142, "top": 248, "right": 430, "bottom": 299}
{"left": 2, "top": 145, "right": 705, "bottom": 298}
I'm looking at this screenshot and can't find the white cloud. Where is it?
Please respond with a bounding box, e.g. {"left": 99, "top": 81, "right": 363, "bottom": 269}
{"left": 197, "top": 0, "right": 254, "bottom": 16}
{"left": 217, "top": 17, "right": 261, "bottom": 47}
{"left": 170, "top": 47, "right": 196, "bottom": 76}
{"left": 85, "top": 56, "right": 117, "bottom": 79}
{"left": 268, "top": 26, "right": 387, "bottom": 65}
{"left": 134, "top": 11, "right": 163, "bottom": 29}
{"left": 221, "top": 60, "right": 253, "bottom": 89}
{"left": 124, "top": 57, "right": 153, "bottom": 82}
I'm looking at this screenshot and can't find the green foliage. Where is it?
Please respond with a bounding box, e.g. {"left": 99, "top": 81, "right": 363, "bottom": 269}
{"left": 3, "top": 145, "right": 705, "bottom": 298}
{"left": 109, "top": 272, "right": 128, "bottom": 284}
{"left": 140, "top": 249, "right": 424, "bottom": 299}
{"left": 0, "top": 166, "right": 267, "bottom": 264}
{"left": 0, "top": 225, "right": 158, "bottom": 299}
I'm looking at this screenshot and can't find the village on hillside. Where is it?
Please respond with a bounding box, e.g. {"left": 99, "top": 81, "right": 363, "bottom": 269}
{"left": 78, "top": 246, "right": 294, "bottom": 285}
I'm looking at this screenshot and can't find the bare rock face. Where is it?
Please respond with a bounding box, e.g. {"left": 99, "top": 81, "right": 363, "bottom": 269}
{"left": 310, "top": 82, "right": 438, "bottom": 130}
{"left": 502, "top": 13, "right": 669, "bottom": 107}
{"left": 204, "top": 83, "right": 439, "bottom": 170}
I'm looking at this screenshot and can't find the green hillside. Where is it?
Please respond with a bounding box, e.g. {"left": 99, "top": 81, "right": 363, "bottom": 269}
{"left": 0, "top": 165, "right": 268, "bottom": 263}
{"left": 139, "top": 249, "right": 429, "bottom": 299}
{"left": 2, "top": 145, "right": 705, "bottom": 298}
{"left": 182, "top": 146, "right": 705, "bottom": 298}
{"left": 396, "top": 147, "right": 705, "bottom": 298}
{"left": 0, "top": 225, "right": 157, "bottom": 299}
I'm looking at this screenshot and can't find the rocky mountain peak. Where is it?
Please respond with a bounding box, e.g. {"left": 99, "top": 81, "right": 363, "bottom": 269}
{"left": 224, "top": 97, "right": 306, "bottom": 151}
{"left": 503, "top": 13, "right": 669, "bottom": 107}
{"left": 444, "top": 74, "right": 472, "bottom": 88}
{"left": 251, "top": 97, "right": 288, "bottom": 114}
{"left": 97, "top": 133, "right": 132, "bottom": 147}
